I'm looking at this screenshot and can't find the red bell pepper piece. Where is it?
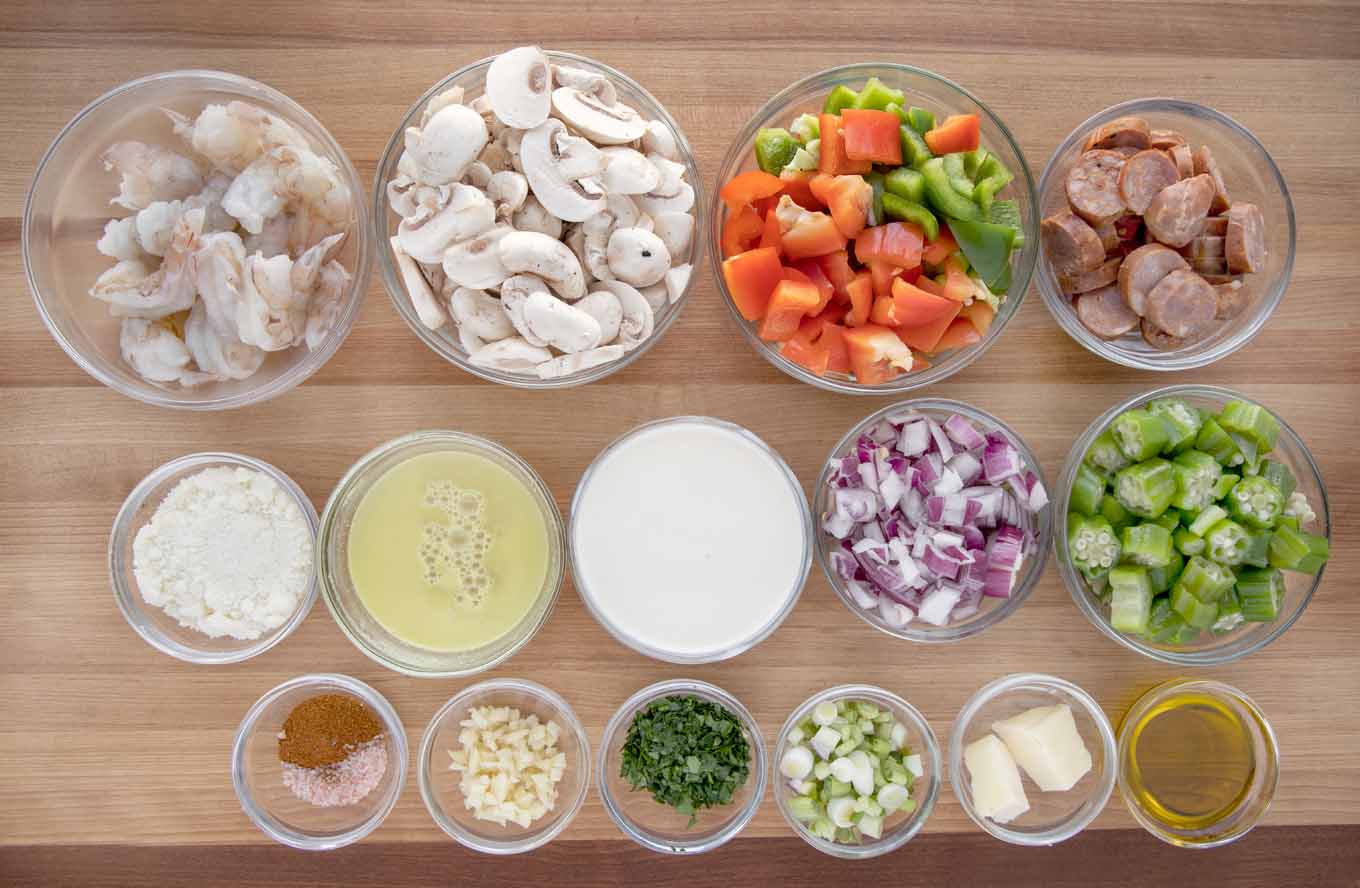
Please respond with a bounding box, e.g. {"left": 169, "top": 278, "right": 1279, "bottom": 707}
{"left": 720, "top": 170, "right": 784, "bottom": 212}
{"left": 817, "top": 250, "right": 856, "bottom": 304}
{"left": 895, "top": 299, "right": 962, "bottom": 353}
{"left": 867, "top": 259, "right": 902, "bottom": 302}
{"left": 921, "top": 228, "right": 959, "bottom": 267}
{"left": 758, "top": 279, "right": 822, "bottom": 341}
{"left": 781, "top": 210, "right": 848, "bottom": 260}
{"left": 844, "top": 271, "right": 874, "bottom": 327}
{"left": 779, "top": 170, "right": 824, "bottom": 210}
{"left": 818, "top": 114, "right": 873, "bottom": 176}
{"left": 722, "top": 246, "right": 784, "bottom": 320}
{"left": 840, "top": 109, "right": 903, "bottom": 165}
{"left": 940, "top": 255, "right": 973, "bottom": 303}
{"left": 781, "top": 336, "right": 831, "bottom": 375}
{"left": 932, "top": 317, "right": 983, "bottom": 352}
{"left": 809, "top": 174, "right": 871, "bottom": 239}
{"left": 923, "top": 114, "right": 980, "bottom": 155}
{"left": 960, "top": 300, "right": 996, "bottom": 335}
{"left": 790, "top": 259, "right": 836, "bottom": 313}
{"left": 889, "top": 277, "right": 960, "bottom": 327}
{"left": 758, "top": 209, "right": 783, "bottom": 254}
{"left": 721, "top": 205, "right": 764, "bottom": 258}
{"left": 854, "top": 222, "right": 924, "bottom": 269}
{"left": 843, "top": 324, "right": 914, "bottom": 384}
{"left": 820, "top": 323, "right": 852, "bottom": 373}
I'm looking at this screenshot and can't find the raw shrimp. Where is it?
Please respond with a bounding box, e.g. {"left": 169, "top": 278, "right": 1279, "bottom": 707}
{"left": 243, "top": 212, "right": 292, "bottom": 258}
{"left": 194, "top": 230, "right": 248, "bottom": 337}
{"left": 164, "top": 101, "right": 309, "bottom": 174}
{"left": 134, "top": 178, "right": 234, "bottom": 257}
{"left": 91, "top": 208, "right": 202, "bottom": 318}
{"left": 304, "top": 260, "right": 352, "bottom": 351}
{"left": 95, "top": 217, "right": 147, "bottom": 261}
{"left": 236, "top": 252, "right": 305, "bottom": 351}
{"left": 119, "top": 317, "right": 192, "bottom": 383}
{"left": 221, "top": 145, "right": 351, "bottom": 234}
{"left": 101, "top": 141, "right": 203, "bottom": 210}
{"left": 290, "top": 232, "right": 346, "bottom": 294}
{"left": 183, "top": 299, "right": 265, "bottom": 380}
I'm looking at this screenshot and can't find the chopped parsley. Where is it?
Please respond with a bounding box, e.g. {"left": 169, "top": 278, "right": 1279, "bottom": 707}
{"left": 620, "top": 694, "right": 750, "bottom": 823}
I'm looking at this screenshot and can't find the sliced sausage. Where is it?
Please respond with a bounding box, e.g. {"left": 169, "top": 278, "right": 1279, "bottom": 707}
{"left": 1084, "top": 117, "right": 1151, "bottom": 151}
{"left": 1192, "top": 256, "right": 1229, "bottom": 276}
{"left": 1094, "top": 218, "right": 1120, "bottom": 253}
{"left": 1201, "top": 272, "right": 1239, "bottom": 285}
{"left": 1118, "top": 149, "right": 1180, "bottom": 214}
{"left": 1042, "top": 210, "right": 1106, "bottom": 275}
{"left": 1145, "top": 269, "right": 1217, "bottom": 338}
{"left": 1141, "top": 317, "right": 1191, "bottom": 350}
{"left": 1192, "top": 145, "right": 1232, "bottom": 214}
{"left": 1225, "top": 202, "right": 1267, "bottom": 273}
{"left": 1170, "top": 144, "right": 1195, "bottom": 180}
{"left": 1117, "top": 243, "right": 1188, "bottom": 317}
{"left": 1187, "top": 236, "right": 1225, "bottom": 260}
{"left": 1066, "top": 150, "right": 1127, "bottom": 225}
{"left": 1202, "top": 215, "right": 1229, "bottom": 236}
{"left": 1150, "top": 129, "right": 1187, "bottom": 150}
{"left": 1144, "top": 174, "right": 1215, "bottom": 247}
{"left": 1076, "top": 284, "right": 1139, "bottom": 340}
{"left": 1059, "top": 256, "right": 1122, "bottom": 295}
{"left": 1213, "top": 279, "right": 1249, "bottom": 321}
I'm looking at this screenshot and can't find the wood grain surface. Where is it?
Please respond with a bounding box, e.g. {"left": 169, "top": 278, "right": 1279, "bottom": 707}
{"left": 2, "top": 1, "right": 1358, "bottom": 883}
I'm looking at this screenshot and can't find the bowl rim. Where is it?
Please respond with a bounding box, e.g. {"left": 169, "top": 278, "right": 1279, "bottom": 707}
{"left": 596, "top": 678, "right": 768, "bottom": 854}
{"left": 108, "top": 450, "right": 319, "bottom": 664}
{"left": 416, "top": 677, "right": 592, "bottom": 855}
{"left": 772, "top": 683, "right": 941, "bottom": 859}
{"left": 231, "top": 673, "right": 408, "bottom": 851}
{"left": 23, "top": 68, "right": 372, "bottom": 410}
{"left": 1054, "top": 384, "right": 1329, "bottom": 666}
{"left": 709, "top": 61, "right": 1040, "bottom": 395}
{"left": 948, "top": 672, "right": 1117, "bottom": 846}
{"left": 371, "top": 49, "right": 705, "bottom": 389}
{"left": 1034, "top": 97, "right": 1296, "bottom": 371}
{"left": 813, "top": 397, "right": 1053, "bottom": 643}
{"left": 568, "top": 415, "right": 812, "bottom": 663}
{"left": 316, "top": 429, "right": 566, "bottom": 678}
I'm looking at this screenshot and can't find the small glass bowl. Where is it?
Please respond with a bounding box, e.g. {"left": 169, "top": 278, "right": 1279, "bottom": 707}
{"left": 570, "top": 416, "right": 812, "bottom": 664}
{"left": 1036, "top": 98, "right": 1295, "bottom": 370}
{"left": 231, "top": 674, "right": 408, "bottom": 851}
{"left": 317, "top": 431, "right": 565, "bottom": 677}
{"left": 23, "top": 70, "right": 371, "bottom": 410}
{"left": 418, "top": 678, "right": 590, "bottom": 854}
{"left": 814, "top": 399, "right": 1053, "bottom": 643}
{"left": 1055, "top": 384, "right": 1329, "bottom": 666}
{"left": 773, "top": 685, "right": 941, "bottom": 859}
{"left": 109, "top": 452, "right": 318, "bottom": 664}
{"left": 1117, "top": 677, "right": 1279, "bottom": 849}
{"left": 949, "top": 673, "right": 1117, "bottom": 846}
{"left": 712, "top": 63, "right": 1039, "bottom": 394}
{"left": 597, "top": 679, "right": 767, "bottom": 854}
{"left": 374, "top": 50, "right": 703, "bottom": 388}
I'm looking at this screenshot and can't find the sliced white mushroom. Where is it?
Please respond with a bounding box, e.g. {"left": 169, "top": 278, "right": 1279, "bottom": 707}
{"left": 593, "top": 279, "right": 654, "bottom": 351}
{"left": 397, "top": 150, "right": 419, "bottom": 181}
{"left": 551, "top": 87, "right": 647, "bottom": 145}
{"left": 652, "top": 212, "right": 694, "bottom": 260}
{"left": 498, "top": 274, "right": 552, "bottom": 346}
{"left": 419, "top": 85, "right": 466, "bottom": 128}
{"left": 522, "top": 289, "right": 602, "bottom": 353}
{"left": 468, "top": 94, "right": 506, "bottom": 139}
{"left": 457, "top": 324, "right": 486, "bottom": 355}
{"left": 635, "top": 213, "right": 655, "bottom": 233}
{"left": 641, "top": 119, "right": 680, "bottom": 161}
{"left": 468, "top": 336, "right": 552, "bottom": 372}
{"left": 646, "top": 153, "right": 687, "bottom": 198}
{"left": 478, "top": 132, "right": 515, "bottom": 174}
{"left": 663, "top": 263, "right": 691, "bottom": 304}
{"left": 462, "top": 161, "right": 493, "bottom": 189}
{"left": 390, "top": 235, "right": 447, "bottom": 329}
{"left": 587, "top": 193, "right": 641, "bottom": 233}
{"left": 404, "top": 104, "right": 488, "bottom": 185}
{"left": 536, "top": 344, "right": 625, "bottom": 379}
{"left": 552, "top": 64, "right": 617, "bottom": 105}
{"left": 637, "top": 181, "right": 695, "bottom": 216}
{"left": 487, "top": 170, "right": 529, "bottom": 221}
{"left": 512, "top": 195, "right": 564, "bottom": 239}
{"left": 599, "top": 147, "right": 661, "bottom": 195}
{"left": 450, "top": 286, "right": 515, "bottom": 342}
{"left": 396, "top": 184, "right": 495, "bottom": 264}
{"left": 497, "top": 230, "right": 586, "bottom": 301}
{"left": 574, "top": 289, "right": 623, "bottom": 343}
{"left": 520, "top": 119, "right": 607, "bottom": 222}
{"left": 386, "top": 173, "right": 420, "bottom": 218}
{"left": 606, "top": 227, "right": 670, "bottom": 287}
{"left": 485, "top": 45, "right": 552, "bottom": 129}
{"left": 639, "top": 283, "right": 668, "bottom": 314}
{"left": 562, "top": 224, "right": 595, "bottom": 285}
{"left": 441, "top": 225, "right": 513, "bottom": 289}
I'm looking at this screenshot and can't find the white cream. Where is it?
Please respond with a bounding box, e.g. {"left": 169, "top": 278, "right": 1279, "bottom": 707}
{"left": 572, "top": 419, "right": 807, "bottom": 658}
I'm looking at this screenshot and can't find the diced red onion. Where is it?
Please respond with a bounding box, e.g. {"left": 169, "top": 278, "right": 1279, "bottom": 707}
{"left": 833, "top": 487, "right": 880, "bottom": 523}
{"left": 983, "top": 440, "right": 1022, "bottom": 484}
{"left": 983, "top": 566, "right": 1017, "bottom": 598}
{"left": 898, "top": 421, "right": 931, "bottom": 457}
{"left": 921, "top": 545, "right": 962, "bottom": 580}
{"left": 879, "top": 466, "right": 907, "bottom": 512}
{"left": 866, "top": 419, "right": 897, "bottom": 445}
{"left": 901, "top": 487, "right": 927, "bottom": 524}
{"left": 1025, "top": 471, "right": 1049, "bottom": 512}
{"left": 878, "top": 598, "right": 914, "bottom": 628}
{"left": 886, "top": 410, "right": 923, "bottom": 427}
{"left": 846, "top": 579, "right": 879, "bottom": 610}
{"left": 829, "top": 549, "right": 859, "bottom": 582}
{"left": 944, "top": 413, "right": 987, "bottom": 450}
{"left": 951, "top": 585, "right": 983, "bottom": 620}
{"left": 927, "top": 419, "right": 955, "bottom": 462}
{"left": 947, "top": 451, "right": 982, "bottom": 486}
{"left": 823, "top": 512, "right": 854, "bottom": 539}
{"left": 918, "top": 585, "right": 962, "bottom": 626}
{"left": 961, "top": 524, "right": 986, "bottom": 550}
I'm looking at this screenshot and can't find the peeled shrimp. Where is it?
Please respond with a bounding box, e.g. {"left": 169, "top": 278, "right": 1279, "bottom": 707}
{"left": 164, "top": 101, "right": 309, "bottom": 174}
{"left": 101, "top": 141, "right": 203, "bottom": 210}
{"left": 96, "top": 217, "right": 147, "bottom": 261}
{"left": 236, "top": 252, "right": 305, "bottom": 351}
{"left": 194, "top": 230, "right": 248, "bottom": 337}
{"left": 183, "top": 299, "right": 264, "bottom": 381}
{"left": 134, "top": 176, "right": 234, "bottom": 257}
{"left": 119, "top": 317, "right": 192, "bottom": 382}
{"left": 304, "top": 260, "right": 352, "bottom": 351}
{"left": 91, "top": 208, "right": 202, "bottom": 318}
{"left": 243, "top": 211, "right": 291, "bottom": 258}
{"left": 290, "top": 232, "right": 346, "bottom": 294}
{"left": 221, "top": 145, "right": 350, "bottom": 234}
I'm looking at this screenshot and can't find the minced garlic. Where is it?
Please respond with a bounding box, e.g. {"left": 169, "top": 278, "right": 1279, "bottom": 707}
{"left": 447, "top": 705, "right": 567, "bottom": 827}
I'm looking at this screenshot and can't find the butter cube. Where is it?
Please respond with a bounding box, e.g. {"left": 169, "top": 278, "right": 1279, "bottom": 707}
{"left": 991, "top": 704, "right": 1092, "bottom": 792}
{"left": 964, "top": 733, "right": 1030, "bottom": 824}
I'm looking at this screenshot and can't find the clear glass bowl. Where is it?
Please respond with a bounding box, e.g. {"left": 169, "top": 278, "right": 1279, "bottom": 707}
{"left": 1116, "top": 677, "right": 1279, "bottom": 849}
{"left": 232, "top": 674, "right": 407, "bottom": 850}
{"left": 1036, "top": 98, "right": 1295, "bottom": 370}
{"left": 814, "top": 399, "right": 1053, "bottom": 643}
{"left": 711, "top": 63, "right": 1039, "bottom": 394}
{"left": 374, "top": 50, "right": 703, "bottom": 388}
{"left": 109, "top": 451, "right": 318, "bottom": 664}
{"left": 597, "top": 679, "right": 767, "bottom": 854}
{"left": 316, "top": 430, "right": 565, "bottom": 677}
{"left": 569, "top": 416, "right": 812, "bottom": 663}
{"left": 949, "top": 673, "right": 1116, "bottom": 846}
{"left": 1055, "top": 385, "right": 1329, "bottom": 665}
{"left": 773, "top": 684, "right": 941, "bottom": 859}
{"left": 23, "top": 70, "right": 371, "bottom": 410}
{"left": 418, "top": 678, "right": 590, "bottom": 854}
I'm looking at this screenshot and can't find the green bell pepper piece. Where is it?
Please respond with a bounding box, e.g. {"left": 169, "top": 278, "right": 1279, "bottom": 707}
{"left": 1211, "top": 588, "right": 1245, "bottom": 634}
{"left": 884, "top": 167, "right": 926, "bottom": 204}
{"left": 942, "top": 152, "right": 975, "bottom": 197}
{"left": 1260, "top": 460, "right": 1297, "bottom": 502}
{"left": 975, "top": 153, "right": 1012, "bottom": 184}
{"left": 1109, "top": 565, "right": 1154, "bottom": 634}
{"left": 986, "top": 199, "right": 1025, "bottom": 248}
{"left": 790, "top": 113, "right": 820, "bottom": 143}
{"left": 907, "top": 106, "right": 935, "bottom": 134}
{"left": 920, "top": 157, "right": 981, "bottom": 221}
{"left": 1171, "top": 449, "right": 1223, "bottom": 512}
{"left": 1112, "top": 409, "right": 1171, "bottom": 461}
{"left": 1235, "top": 567, "right": 1284, "bottom": 621}
{"left": 755, "top": 128, "right": 799, "bottom": 175}
{"left": 1205, "top": 518, "right": 1252, "bottom": 566}
{"left": 1174, "top": 526, "right": 1205, "bottom": 556}
{"left": 864, "top": 171, "right": 887, "bottom": 228}
{"left": 854, "top": 77, "right": 905, "bottom": 111}
{"left": 947, "top": 219, "right": 1014, "bottom": 287}
{"left": 1196, "top": 418, "right": 1245, "bottom": 467}
{"left": 881, "top": 193, "right": 939, "bottom": 241}
{"left": 1122, "top": 523, "right": 1174, "bottom": 568}
{"left": 1086, "top": 429, "right": 1131, "bottom": 475}
{"left": 1219, "top": 400, "right": 1280, "bottom": 455}
{"left": 1069, "top": 513, "right": 1121, "bottom": 581}
{"left": 1100, "top": 494, "right": 1134, "bottom": 531}
{"left": 1147, "top": 399, "right": 1203, "bottom": 453}
{"left": 1171, "top": 583, "right": 1219, "bottom": 629}
{"left": 823, "top": 85, "right": 860, "bottom": 116}
{"left": 973, "top": 175, "right": 1008, "bottom": 213}
{"left": 900, "top": 125, "right": 933, "bottom": 169}
{"left": 1114, "top": 459, "right": 1177, "bottom": 519}
{"left": 1071, "top": 462, "right": 1107, "bottom": 517}
{"left": 963, "top": 148, "right": 989, "bottom": 178}
{"left": 1186, "top": 504, "right": 1228, "bottom": 538}
{"left": 1147, "top": 549, "right": 1184, "bottom": 596}
{"left": 1225, "top": 474, "right": 1284, "bottom": 530}
{"left": 1268, "top": 524, "right": 1329, "bottom": 574}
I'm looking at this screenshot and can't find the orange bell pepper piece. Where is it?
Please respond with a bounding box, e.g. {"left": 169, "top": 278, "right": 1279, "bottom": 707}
{"left": 781, "top": 336, "right": 831, "bottom": 375}
{"left": 778, "top": 170, "right": 823, "bottom": 210}
{"left": 721, "top": 205, "right": 764, "bottom": 258}
{"left": 790, "top": 259, "right": 836, "bottom": 313}
{"left": 895, "top": 299, "right": 962, "bottom": 353}
{"left": 921, "top": 228, "right": 959, "bottom": 267}
{"left": 758, "top": 279, "right": 822, "bottom": 341}
{"left": 890, "top": 278, "right": 960, "bottom": 327}
{"left": 961, "top": 300, "right": 996, "bottom": 335}
{"left": 720, "top": 170, "right": 784, "bottom": 212}
{"left": 941, "top": 255, "right": 973, "bottom": 302}
{"left": 759, "top": 210, "right": 783, "bottom": 254}
{"left": 855, "top": 222, "right": 924, "bottom": 269}
{"left": 818, "top": 114, "right": 873, "bottom": 176}
{"left": 867, "top": 260, "right": 903, "bottom": 302}
{"left": 932, "top": 317, "right": 983, "bottom": 352}
{"left": 923, "top": 113, "right": 980, "bottom": 155}
{"left": 825, "top": 176, "right": 872, "bottom": 239}
{"left": 722, "top": 246, "right": 784, "bottom": 321}
{"left": 914, "top": 275, "right": 944, "bottom": 297}
{"left": 843, "top": 324, "right": 914, "bottom": 384}
{"left": 840, "top": 109, "right": 903, "bottom": 165}
{"left": 819, "top": 323, "right": 852, "bottom": 373}
{"left": 844, "top": 271, "right": 874, "bottom": 327}
{"left": 781, "top": 210, "right": 848, "bottom": 260}
{"left": 817, "top": 250, "right": 856, "bottom": 304}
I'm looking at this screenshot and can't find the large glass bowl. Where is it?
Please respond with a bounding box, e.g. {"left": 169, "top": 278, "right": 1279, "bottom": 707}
{"left": 711, "top": 63, "right": 1039, "bottom": 394}
{"left": 814, "top": 399, "right": 1053, "bottom": 643}
{"left": 374, "top": 50, "right": 703, "bottom": 388}
{"left": 23, "top": 70, "right": 371, "bottom": 409}
{"left": 1055, "top": 385, "right": 1329, "bottom": 665}
{"left": 1036, "top": 99, "right": 1294, "bottom": 370}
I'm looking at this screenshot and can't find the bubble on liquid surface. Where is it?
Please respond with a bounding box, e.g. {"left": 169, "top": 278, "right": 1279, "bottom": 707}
{"left": 420, "top": 480, "right": 494, "bottom": 607}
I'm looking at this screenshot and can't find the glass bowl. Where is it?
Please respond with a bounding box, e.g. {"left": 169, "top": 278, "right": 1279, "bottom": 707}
{"left": 23, "top": 69, "right": 371, "bottom": 410}
{"left": 232, "top": 674, "right": 407, "bottom": 850}
{"left": 949, "top": 673, "right": 1117, "bottom": 846}
{"left": 1117, "top": 677, "right": 1279, "bottom": 849}
{"left": 109, "top": 451, "right": 318, "bottom": 664}
{"left": 814, "top": 399, "right": 1053, "bottom": 643}
{"left": 569, "top": 416, "right": 812, "bottom": 664}
{"left": 773, "top": 684, "right": 941, "bottom": 859}
{"left": 418, "top": 678, "right": 590, "bottom": 854}
{"left": 317, "top": 430, "right": 565, "bottom": 677}
{"left": 1036, "top": 98, "right": 1295, "bottom": 370}
{"left": 1055, "top": 385, "right": 1329, "bottom": 665}
{"left": 597, "top": 679, "right": 767, "bottom": 854}
{"left": 711, "top": 63, "right": 1039, "bottom": 394}
{"left": 374, "top": 50, "right": 703, "bottom": 388}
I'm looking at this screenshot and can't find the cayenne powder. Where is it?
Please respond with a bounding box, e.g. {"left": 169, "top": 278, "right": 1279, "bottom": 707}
{"left": 278, "top": 694, "right": 383, "bottom": 768}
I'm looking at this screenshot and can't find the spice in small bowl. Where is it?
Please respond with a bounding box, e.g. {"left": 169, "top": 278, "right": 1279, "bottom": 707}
{"left": 278, "top": 693, "right": 388, "bottom": 808}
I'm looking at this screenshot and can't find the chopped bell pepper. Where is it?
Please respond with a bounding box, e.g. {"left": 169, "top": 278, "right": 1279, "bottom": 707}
{"left": 889, "top": 278, "right": 957, "bottom": 325}
{"left": 906, "top": 106, "right": 936, "bottom": 135}
{"left": 1225, "top": 474, "right": 1283, "bottom": 530}
{"left": 720, "top": 169, "right": 785, "bottom": 212}
{"left": 844, "top": 271, "right": 873, "bottom": 327}
{"left": 758, "top": 209, "right": 782, "bottom": 254}
{"left": 853, "top": 77, "right": 905, "bottom": 111}
{"left": 1112, "top": 409, "right": 1171, "bottom": 462}
{"left": 932, "top": 317, "right": 982, "bottom": 352}
{"left": 818, "top": 114, "right": 873, "bottom": 176}
{"left": 973, "top": 175, "right": 1009, "bottom": 213}
{"left": 842, "top": 323, "right": 913, "bottom": 384}
{"left": 781, "top": 335, "right": 830, "bottom": 375}
{"left": 1115, "top": 458, "right": 1177, "bottom": 519}
{"left": 1219, "top": 400, "right": 1280, "bottom": 455}
{"left": 884, "top": 167, "right": 926, "bottom": 204}
{"left": 822, "top": 85, "right": 860, "bottom": 116}
{"left": 777, "top": 169, "right": 823, "bottom": 211}
{"left": 899, "top": 125, "right": 934, "bottom": 169}
{"left": 790, "top": 259, "right": 836, "bottom": 313}
{"left": 920, "top": 157, "right": 981, "bottom": 221}
{"left": 1171, "top": 449, "right": 1222, "bottom": 512}
{"left": 758, "top": 279, "right": 822, "bottom": 341}
{"left": 1204, "top": 517, "right": 1252, "bottom": 566}
{"left": 960, "top": 300, "right": 995, "bottom": 335}
{"left": 809, "top": 174, "right": 872, "bottom": 239}
{"left": 864, "top": 171, "right": 887, "bottom": 227}
{"left": 1122, "top": 523, "right": 1175, "bottom": 568}
{"left": 963, "top": 149, "right": 989, "bottom": 179}
{"left": 1086, "top": 429, "right": 1132, "bottom": 475}
{"left": 1071, "top": 463, "right": 1107, "bottom": 516}
{"left": 841, "top": 109, "right": 903, "bottom": 165}
{"left": 781, "top": 208, "right": 848, "bottom": 260}
{"left": 790, "top": 113, "right": 820, "bottom": 143}
{"left": 924, "top": 113, "right": 981, "bottom": 155}
{"left": 721, "top": 246, "right": 784, "bottom": 320}
{"left": 1268, "top": 523, "right": 1329, "bottom": 574}
{"left": 854, "top": 222, "right": 924, "bottom": 268}
{"left": 1109, "top": 564, "right": 1153, "bottom": 633}
{"left": 882, "top": 194, "right": 940, "bottom": 241}
{"left": 942, "top": 152, "right": 975, "bottom": 197}
{"left": 819, "top": 323, "right": 851, "bottom": 373}
{"left": 939, "top": 255, "right": 974, "bottom": 302}
{"left": 1235, "top": 568, "right": 1283, "bottom": 621}
{"left": 893, "top": 296, "right": 961, "bottom": 353}
{"left": 816, "top": 250, "right": 855, "bottom": 302}
{"left": 947, "top": 219, "right": 1017, "bottom": 289}
{"left": 755, "top": 128, "right": 800, "bottom": 175}
{"left": 987, "top": 199, "right": 1026, "bottom": 247}
{"left": 868, "top": 259, "right": 902, "bottom": 302}
{"left": 721, "top": 204, "right": 764, "bottom": 258}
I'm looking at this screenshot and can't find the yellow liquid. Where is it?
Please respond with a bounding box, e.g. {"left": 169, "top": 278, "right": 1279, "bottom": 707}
{"left": 347, "top": 450, "right": 549, "bottom": 652}
{"left": 1123, "top": 692, "right": 1255, "bottom": 839}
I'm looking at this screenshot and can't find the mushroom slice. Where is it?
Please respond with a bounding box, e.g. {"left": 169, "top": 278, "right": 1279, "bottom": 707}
{"left": 536, "top": 344, "right": 625, "bottom": 379}
{"left": 663, "top": 263, "right": 691, "bottom": 304}
{"left": 574, "top": 289, "right": 623, "bottom": 343}
{"left": 646, "top": 153, "right": 687, "bottom": 198}
{"left": 390, "top": 236, "right": 447, "bottom": 329}
{"left": 486, "top": 46, "right": 552, "bottom": 129}
{"left": 637, "top": 182, "right": 695, "bottom": 216}
{"left": 462, "top": 161, "right": 493, "bottom": 189}
{"left": 404, "top": 103, "right": 488, "bottom": 186}
{"left": 522, "top": 289, "right": 603, "bottom": 353}
{"left": 550, "top": 87, "right": 647, "bottom": 145}
{"left": 450, "top": 287, "right": 515, "bottom": 342}
{"left": 512, "top": 195, "right": 564, "bottom": 239}
{"left": 552, "top": 64, "right": 617, "bottom": 105}
{"left": 457, "top": 325, "right": 486, "bottom": 355}
{"left": 639, "top": 283, "right": 668, "bottom": 314}
{"left": 396, "top": 184, "right": 495, "bottom": 264}
{"left": 487, "top": 170, "right": 529, "bottom": 220}
{"left": 497, "top": 230, "right": 587, "bottom": 301}
{"left": 520, "top": 119, "right": 607, "bottom": 222}
{"left": 641, "top": 119, "right": 680, "bottom": 161}
{"left": 600, "top": 147, "right": 661, "bottom": 195}
{"left": 468, "top": 336, "right": 552, "bottom": 372}
{"left": 442, "top": 225, "right": 513, "bottom": 290}
{"left": 419, "top": 86, "right": 466, "bottom": 128}
{"left": 652, "top": 212, "right": 694, "bottom": 259}
{"left": 593, "top": 280, "right": 654, "bottom": 351}
{"left": 499, "top": 274, "right": 552, "bottom": 346}
{"left": 606, "top": 227, "right": 670, "bottom": 287}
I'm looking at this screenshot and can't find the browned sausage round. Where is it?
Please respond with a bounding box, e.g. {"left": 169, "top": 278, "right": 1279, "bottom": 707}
{"left": 1084, "top": 116, "right": 1152, "bottom": 151}
{"left": 1201, "top": 272, "right": 1239, "bottom": 285}
{"left": 1118, "top": 149, "right": 1180, "bottom": 214}
{"left": 1202, "top": 215, "right": 1229, "bottom": 236}
{"left": 1117, "top": 243, "right": 1188, "bottom": 317}
{"left": 1066, "top": 150, "right": 1127, "bottom": 225}
{"left": 1144, "top": 174, "right": 1215, "bottom": 247}
{"left": 1076, "top": 284, "right": 1139, "bottom": 340}
{"left": 1188, "top": 236, "right": 1226, "bottom": 260}
{"left": 1150, "top": 129, "right": 1187, "bottom": 150}
{"left": 1192, "top": 256, "right": 1229, "bottom": 276}
{"left": 1095, "top": 218, "right": 1120, "bottom": 253}
{"left": 1041, "top": 210, "right": 1106, "bottom": 275}
{"left": 1059, "top": 257, "right": 1122, "bottom": 295}
{"left": 1141, "top": 317, "right": 1191, "bottom": 350}
{"left": 1192, "top": 145, "right": 1232, "bottom": 214}
{"left": 1226, "top": 202, "right": 1267, "bottom": 273}
{"left": 1170, "top": 144, "right": 1195, "bottom": 180}
{"left": 1214, "top": 280, "right": 1250, "bottom": 321}
{"left": 1146, "top": 269, "right": 1217, "bottom": 338}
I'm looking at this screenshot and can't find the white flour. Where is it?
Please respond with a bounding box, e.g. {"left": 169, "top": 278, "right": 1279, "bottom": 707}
{"left": 132, "top": 466, "right": 313, "bottom": 640}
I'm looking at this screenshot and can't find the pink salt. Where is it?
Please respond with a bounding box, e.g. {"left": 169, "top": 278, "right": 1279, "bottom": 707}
{"left": 282, "top": 737, "right": 388, "bottom": 808}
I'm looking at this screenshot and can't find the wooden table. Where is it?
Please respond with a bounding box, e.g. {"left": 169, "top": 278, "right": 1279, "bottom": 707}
{"left": 3, "top": 2, "right": 1358, "bottom": 884}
